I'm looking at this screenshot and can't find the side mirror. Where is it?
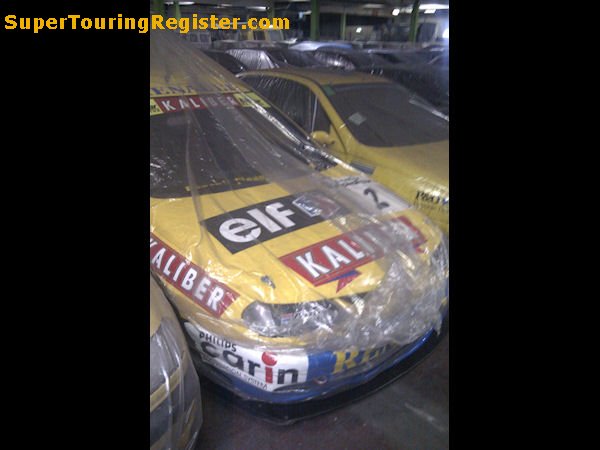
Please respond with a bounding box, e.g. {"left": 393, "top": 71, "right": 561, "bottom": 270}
{"left": 311, "top": 130, "right": 335, "bottom": 147}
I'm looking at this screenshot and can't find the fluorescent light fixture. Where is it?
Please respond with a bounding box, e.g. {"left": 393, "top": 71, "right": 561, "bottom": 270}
{"left": 179, "top": 1, "right": 195, "bottom": 4}
{"left": 420, "top": 4, "right": 449, "bottom": 10}
{"left": 442, "top": 27, "right": 449, "bottom": 39}
{"left": 395, "top": 4, "right": 448, "bottom": 13}
{"left": 247, "top": 6, "right": 267, "bottom": 11}
{"left": 425, "top": 9, "right": 436, "bottom": 14}
{"left": 356, "top": 27, "right": 362, "bottom": 33}
{"left": 392, "top": 8, "right": 400, "bottom": 16}
{"left": 363, "top": 3, "right": 386, "bottom": 8}
{"left": 220, "top": 3, "right": 233, "bottom": 6}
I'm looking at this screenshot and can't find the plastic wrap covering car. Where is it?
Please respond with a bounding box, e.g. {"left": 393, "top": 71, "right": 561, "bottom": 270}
{"left": 203, "top": 50, "right": 248, "bottom": 75}
{"left": 240, "top": 69, "right": 449, "bottom": 233}
{"left": 227, "top": 48, "right": 324, "bottom": 71}
{"left": 150, "top": 276, "right": 202, "bottom": 450}
{"left": 268, "top": 49, "right": 323, "bottom": 68}
{"left": 226, "top": 49, "right": 281, "bottom": 70}
{"left": 311, "top": 51, "right": 356, "bottom": 71}
{"left": 390, "top": 55, "right": 449, "bottom": 116}
{"left": 150, "top": 31, "right": 448, "bottom": 403}
{"left": 312, "top": 49, "right": 390, "bottom": 73}
{"left": 290, "top": 41, "right": 353, "bottom": 51}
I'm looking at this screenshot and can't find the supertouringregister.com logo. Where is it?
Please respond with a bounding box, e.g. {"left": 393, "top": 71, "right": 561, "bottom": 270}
{"left": 4, "top": 14, "right": 289, "bottom": 33}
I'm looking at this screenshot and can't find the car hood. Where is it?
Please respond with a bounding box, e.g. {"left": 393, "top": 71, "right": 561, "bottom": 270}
{"left": 151, "top": 166, "right": 443, "bottom": 313}
{"left": 359, "top": 140, "right": 449, "bottom": 191}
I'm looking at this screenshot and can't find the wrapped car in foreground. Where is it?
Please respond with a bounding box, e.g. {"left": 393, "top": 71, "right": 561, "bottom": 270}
{"left": 150, "top": 276, "right": 202, "bottom": 450}
{"left": 150, "top": 32, "right": 449, "bottom": 408}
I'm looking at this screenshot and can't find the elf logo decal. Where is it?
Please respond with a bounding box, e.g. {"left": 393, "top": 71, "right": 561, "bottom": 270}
{"left": 203, "top": 193, "right": 345, "bottom": 254}
{"left": 150, "top": 234, "right": 238, "bottom": 317}
{"left": 184, "top": 323, "right": 308, "bottom": 392}
{"left": 280, "top": 217, "right": 427, "bottom": 288}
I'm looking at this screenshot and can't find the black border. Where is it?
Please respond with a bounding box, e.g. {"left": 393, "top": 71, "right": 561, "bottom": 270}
{"left": 2, "top": 1, "right": 148, "bottom": 446}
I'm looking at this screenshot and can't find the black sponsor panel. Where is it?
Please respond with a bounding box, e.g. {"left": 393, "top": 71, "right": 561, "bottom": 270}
{"left": 203, "top": 192, "right": 345, "bottom": 254}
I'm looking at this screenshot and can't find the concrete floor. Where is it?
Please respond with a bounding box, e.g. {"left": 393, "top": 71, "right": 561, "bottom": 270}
{"left": 195, "top": 333, "right": 449, "bottom": 449}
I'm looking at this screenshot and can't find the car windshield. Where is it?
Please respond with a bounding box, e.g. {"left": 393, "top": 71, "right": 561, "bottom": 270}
{"left": 151, "top": 97, "right": 334, "bottom": 198}
{"left": 325, "top": 83, "right": 448, "bottom": 147}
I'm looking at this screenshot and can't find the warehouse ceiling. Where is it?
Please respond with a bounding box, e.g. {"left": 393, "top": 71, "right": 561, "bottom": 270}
{"left": 156, "top": 1, "right": 449, "bottom": 17}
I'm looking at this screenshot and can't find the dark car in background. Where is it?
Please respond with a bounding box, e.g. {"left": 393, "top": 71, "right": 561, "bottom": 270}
{"left": 385, "top": 50, "right": 449, "bottom": 115}
{"left": 308, "top": 47, "right": 448, "bottom": 116}
{"left": 203, "top": 49, "right": 248, "bottom": 74}
{"left": 226, "top": 47, "right": 323, "bottom": 70}
{"left": 366, "top": 49, "right": 428, "bottom": 65}
{"left": 310, "top": 47, "right": 392, "bottom": 73}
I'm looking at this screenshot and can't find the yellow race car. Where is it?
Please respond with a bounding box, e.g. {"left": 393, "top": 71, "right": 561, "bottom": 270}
{"left": 150, "top": 32, "right": 448, "bottom": 405}
{"left": 238, "top": 68, "right": 449, "bottom": 233}
{"left": 150, "top": 276, "right": 202, "bottom": 450}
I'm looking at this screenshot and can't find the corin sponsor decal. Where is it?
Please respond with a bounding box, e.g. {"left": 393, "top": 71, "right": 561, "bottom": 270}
{"left": 280, "top": 217, "right": 427, "bottom": 289}
{"left": 150, "top": 234, "right": 238, "bottom": 317}
{"left": 203, "top": 192, "right": 347, "bottom": 254}
{"left": 184, "top": 323, "right": 308, "bottom": 392}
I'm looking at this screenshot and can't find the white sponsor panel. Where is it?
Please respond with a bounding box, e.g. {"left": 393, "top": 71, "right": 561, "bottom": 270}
{"left": 336, "top": 176, "right": 410, "bottom": 214}
{"left": 184, "top": 322, "right": 309, "bottom": 392}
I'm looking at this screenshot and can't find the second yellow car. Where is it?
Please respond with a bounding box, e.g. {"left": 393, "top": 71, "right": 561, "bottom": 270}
{"left": 239, "top": 68, "right": 449, "bottom": 233}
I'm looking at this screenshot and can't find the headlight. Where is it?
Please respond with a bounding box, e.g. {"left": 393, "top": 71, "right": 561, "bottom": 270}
{"left": 242, "top": 300, "right": 340, "bottom": 337}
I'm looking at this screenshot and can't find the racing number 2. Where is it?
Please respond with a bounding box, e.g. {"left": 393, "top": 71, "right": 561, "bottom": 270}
{"left": 363, "top": 188, "right": 390, "bottom": 210}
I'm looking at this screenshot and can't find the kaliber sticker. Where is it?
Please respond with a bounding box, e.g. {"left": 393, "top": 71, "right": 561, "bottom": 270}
{"left": 150, "top": 234, "right": 238, "bottom": 317}
{"left": 184, "top": 323, "right": 309, "bottom": 392}
{"left": 279, "top": 217, "right": 426, "bottom": 288}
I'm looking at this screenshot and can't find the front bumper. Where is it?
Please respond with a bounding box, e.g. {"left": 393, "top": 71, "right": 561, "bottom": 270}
{"left": 185, "top": 308, "right": 448, "bottom": 419}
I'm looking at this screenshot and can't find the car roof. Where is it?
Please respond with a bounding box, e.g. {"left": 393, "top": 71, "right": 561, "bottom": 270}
{"left": 241, "top": 67, "right": 390, "bottom": 86}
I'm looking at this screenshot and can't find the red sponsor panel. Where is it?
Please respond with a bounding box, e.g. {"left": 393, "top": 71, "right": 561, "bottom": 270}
{"left": 280, "top": 229, "right": 383, "bottom": 287}
{"left": 154, "top": 94, "right": 242, "bottom": 114}
{"left": 280, "top": 217, "right": 427, "bottom": 286}
{"left": 155, "top": 95, "right": 205, "bottom": 114}
{"left": 395, "top": 216, "right": 427, "bottom": 252}
{"left": 150, "top": 233, "right": 238, "bottom": 317}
